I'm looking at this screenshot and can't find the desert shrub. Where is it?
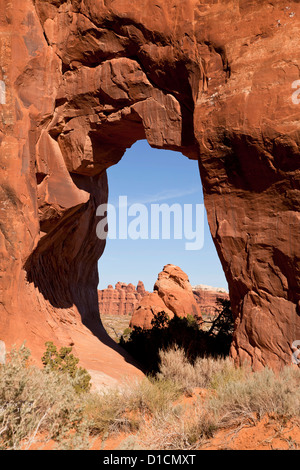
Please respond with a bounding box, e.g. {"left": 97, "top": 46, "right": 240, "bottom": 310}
{"left": 42, "top": 342, "right": 91, "bottom": 394}
{"left": 121, "top": 327, "right": 132, "bottom": 341}
{"left": 138, "top": 403, "right": 217, "bottom": 450}
{"left": 85, "top": 377, "right": 182, "bottom": 438}
{"left": 157, "top": 346, "right": 238, "bottom": 392}
{"left": 85, "top": 388, "right": 137, "bottom": 437}
{"left": 0, "top": 345, "right": 89, "bottom": 450}
{"left": 125, "top": 377, "right": 182, "bottom": 415}
{"left": 120, "top": 299, "right": 234, "bottom": 373}
{"left": 203, "top": 299, "right": 234, "bottom": 337}
{"left": 156, "top": 347, "right": 300, "bottom": 447}
{"left": 156, "top": 346, "right": 197, "bottom": 393}
{"left": 208, "top": 365, "right": 300, "bottom": 427}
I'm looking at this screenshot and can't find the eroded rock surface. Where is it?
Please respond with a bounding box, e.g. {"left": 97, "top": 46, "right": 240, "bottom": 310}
{"left": 98, "top": 282, "right": 148, "bottom": 316}
{"left": 98, "top": 279, "right": 228, "bottom": 318}
{"left": 0, "top": 0, "right": 299, "bottom": 375}
{"left": 130, "top": 265, "right": 203, "bottom": 329}
{"left": 192, "top": 285, "right": 229, "bottom": 316}
{"left": 130, "top": 292, "right": 175, "bottom": 330}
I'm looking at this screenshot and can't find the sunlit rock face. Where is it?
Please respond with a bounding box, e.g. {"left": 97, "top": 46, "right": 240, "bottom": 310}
{"left": 98, "top": 282, "right": 149, "bottom": 316}
{"left": 0, "top": 0, "right": 299, "bottom": 377}
{"left": 98, "top": 279, "right": 228, "bottom": 319}
{"left": 192, "top": 285, "right": 229, "bottom": 316}
{"left": 130, "top": 265, "right": 203, "bottom": 329}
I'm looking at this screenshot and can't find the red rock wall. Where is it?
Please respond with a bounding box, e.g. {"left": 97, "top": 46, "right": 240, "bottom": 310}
{"left": 0, "top": 0, "right": 299, "bottom": 374}
{"left": 98, "top": 280, "right": 228, "bottom": 318}
{"left": 192, "top": 286, "right": 229, "bottom": 316}
{"left": 98, "top": 282, "right": 148, "bottom": 316}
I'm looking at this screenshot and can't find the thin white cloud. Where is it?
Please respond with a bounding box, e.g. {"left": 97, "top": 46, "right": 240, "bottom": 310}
{"left": 111, "top": 187, "right": 201, "bottom": 207}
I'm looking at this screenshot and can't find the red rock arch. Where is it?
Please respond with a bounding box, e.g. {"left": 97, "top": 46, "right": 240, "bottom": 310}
{"left": 0, "top": 0, "right": 299, "bottom": 379}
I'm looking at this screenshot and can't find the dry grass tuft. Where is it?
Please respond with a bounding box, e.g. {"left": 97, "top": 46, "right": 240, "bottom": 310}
{"left": 85, "top": 377, "right": 182, "bottom": 438}
{"left": 157, "top": 345, "right": 240, "bottom": 392}
{"left": 138, "top": 403, "right": 217, "bottom": 450}
{"left": 209, "top": 365, "right": 300, "bottom": 428}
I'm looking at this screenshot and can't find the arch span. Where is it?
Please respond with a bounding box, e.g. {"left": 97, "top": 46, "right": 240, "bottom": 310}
{"left": 0, "top": 0, "right": 299, "bottom": 378}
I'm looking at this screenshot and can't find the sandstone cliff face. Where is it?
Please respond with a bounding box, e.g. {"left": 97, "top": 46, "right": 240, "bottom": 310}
{"left": 98, "top": 280, "right": 227, "bottom": 318}
{"left": 98, "top": 282, "right": 148, "bottom": 316}
{"left": 129, "top": 292, "right": 175, "bottom": 330}
{"left": 192, "top": 285, "right": 229, "bottom": 316}
{"left": 0, "top": 0, "right": 299, "bottom": 375}
{"left": 130, "top": 265, "right": 203, "bottom": 329}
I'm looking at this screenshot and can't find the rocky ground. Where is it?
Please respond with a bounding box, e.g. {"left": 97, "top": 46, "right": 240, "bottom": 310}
{"left": 97, "top": 403, "right": 300, "bottom": 451}
{"left": 101, "top": 315, "right": 132, "bottom": 343}
{"left": 25, "top": 393, "right": 300, "bottom": 451}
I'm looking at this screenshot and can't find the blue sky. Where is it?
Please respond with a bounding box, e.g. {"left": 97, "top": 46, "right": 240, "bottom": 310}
{"left": 97, "top": 140, "right": 228, "bottom": 292}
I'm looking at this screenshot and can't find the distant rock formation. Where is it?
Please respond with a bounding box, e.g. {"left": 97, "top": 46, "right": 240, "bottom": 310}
{"left": 130, "top": 265, "right": 203, "bottom": 329}
{"left": 98, "top": 281, "right": 149, "bottom": 316}
{"left": 129, "top": 292, "right": 175, "bottom": 330}
{"left": 98, "top": 273, "right": 229, "bottom": 321}
{"left": 192, "top": 285, "right": 229, "bottom": 316}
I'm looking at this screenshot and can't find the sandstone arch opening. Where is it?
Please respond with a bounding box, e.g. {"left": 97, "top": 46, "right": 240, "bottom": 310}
{"left": 98, "top": 139, "right": 230, "bottom": 349}
{"left": 98, "top": 139, "right": 228, "bottom": 293}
